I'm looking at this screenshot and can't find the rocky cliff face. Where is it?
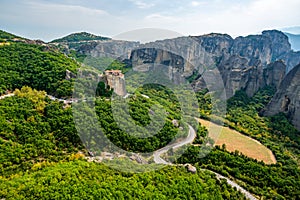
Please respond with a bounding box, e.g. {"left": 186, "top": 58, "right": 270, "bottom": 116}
{"left": 262, "top": 63, "right": 300, "bottom": 130}
{"left": 79, "top": 40, "right": 140, "bottom": 59}
{"left": 130, "top": 30, "right": 295, "bottom": 98}
{"left": 263, "top": 61, "right": 286, "bottom": 89}
{"left": 262, "top": 30, "right": 291, "bottom": 59}
{"left": 58, "top": 30, "right": 300, "bottom": 129}
{"left": 55, "top": 39, "right": 140, "bottom": 60}
{"left": 279, "top": 51, "right": 300, "bottom": 72}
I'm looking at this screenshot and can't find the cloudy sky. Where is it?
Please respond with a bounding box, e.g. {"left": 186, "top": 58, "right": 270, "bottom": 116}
{"left": 1, "top": 0, "right": 300, "bottom": 42}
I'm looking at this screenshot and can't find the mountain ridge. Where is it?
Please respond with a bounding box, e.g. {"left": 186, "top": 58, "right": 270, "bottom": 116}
{"left": 50, "top": 32, "right": 111, "bottom": 43}
{"left": 2, "top": 29, "right": 300, "bottom": 129}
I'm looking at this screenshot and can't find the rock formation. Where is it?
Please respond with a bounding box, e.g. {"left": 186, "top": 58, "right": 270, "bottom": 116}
{"left": 279, "top": 51, "right": 300, "bottom": 72}
{"left": 72, "top": 40, "right": 140, "bottom": 60}
{"left": 60, "top": 30, "right": 300, "bottom": 129}
{"left": 262, "top": 63, "right": 300, "bottom": 130}
{"left": 69, "top": 69, "right": 127, "bottom": 97}
{"left": 59, "top": 30, "right": 300, "bottom": 99}
{"left": 184, "top": 164, "right": 197, "bottom": 173}
{"left": 130, "top": 30, "right": 295, "bottom": 98}
{"left": 104, "top": 70, "right": 126, "bottom": 96}
{"left": 262, "top": 61, "right": 286, "bottom": 89}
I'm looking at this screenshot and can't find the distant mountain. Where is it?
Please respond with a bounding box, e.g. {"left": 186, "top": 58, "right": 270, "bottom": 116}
{"left": 281, "top": 26, "right": 300, "bottom": 34}
{"left": 130, "top": 30, "right": 298, "bottom": 97}
{"left": 51, "top": 32, "right": 111, "bottom": 43}
{"left": 285, "top": 32, "right": 300, "bottom": 51}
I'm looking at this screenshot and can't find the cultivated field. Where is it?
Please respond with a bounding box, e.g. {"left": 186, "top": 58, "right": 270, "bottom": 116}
{"left": 198, "top": 118, "right": 276, "bottom": 164}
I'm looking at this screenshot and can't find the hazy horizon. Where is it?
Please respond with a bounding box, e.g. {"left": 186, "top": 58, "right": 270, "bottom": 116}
{"left": 1, "top": 0, "right": 300, "bottom": 42}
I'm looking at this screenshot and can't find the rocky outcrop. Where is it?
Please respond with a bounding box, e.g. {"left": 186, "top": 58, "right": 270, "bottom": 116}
{"left": 130, "top": 30, "right": 294, "bottom": 98}
{"left": 279, "top": 51, "right": 300, "bottom": 72}
{"left": 262, "top": 30, "right": 291, "bottom": 59}
{"left": 217, "top": 55, "right": 264, "bottom": 97}
{"left": 230, "top": 34, "right": 272, "bottom": 66}
{"left": 184, "top": 164, "right": 197, "bottom": 173}
{"left": 84, "top": 40, "right": 140, "bottom": 59}
{"left": 263, "top": 61, "right": 286, "bottom": 89}
{"left": 105, "top": 70, "right": 126, "bottom": 96}
{"left": 71, "top": 69, "right": 126, "bottom": 97}
{"left": 262, "top": 63, "right": 300, "bottom": 130}
{"left": 62, "top": 30, "right": 299, "bottom": 101}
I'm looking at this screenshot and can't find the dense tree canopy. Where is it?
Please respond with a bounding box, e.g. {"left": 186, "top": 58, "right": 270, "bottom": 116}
{"left": 0, "top": 41, "right": 79, "bottom": 97}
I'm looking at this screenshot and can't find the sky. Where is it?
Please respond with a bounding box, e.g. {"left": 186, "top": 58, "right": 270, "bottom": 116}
{"left": 1, "top": 0, "right": 300, "bottom": 42}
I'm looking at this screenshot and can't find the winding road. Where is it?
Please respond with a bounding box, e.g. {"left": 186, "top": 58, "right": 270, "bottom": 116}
{"left": 153, "top": 123, "right": 258, "bottom": 200}
{"left": 153, "top": 124, "right": 196, "bottom": 164}
{"left": 1, "top": 93, "right": 258, "bottom": 200}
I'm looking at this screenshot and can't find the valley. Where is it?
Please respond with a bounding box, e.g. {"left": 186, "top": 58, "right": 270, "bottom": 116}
{"left": 0, "top": 29, "right": 299, "bottom": 199}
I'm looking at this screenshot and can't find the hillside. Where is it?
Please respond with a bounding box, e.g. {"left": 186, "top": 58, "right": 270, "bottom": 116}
{"left": 0, "top": 160, "right": 245, "bottom": 199}
{"left": 0, "top": 32, "right": 80, "bottom": 97}
{"left": 0, "top": 30, "right": 300, "bottom": 199}
{"left": 0, "top": 30, "right": 23, "bottom": 40}
{"left": 51, "top": 32, "right": 111, "bottom": 43}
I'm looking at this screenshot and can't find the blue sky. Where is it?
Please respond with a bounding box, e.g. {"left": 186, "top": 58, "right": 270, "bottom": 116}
{"left": 1, "top": 0, "right": 300, "bottom": 42}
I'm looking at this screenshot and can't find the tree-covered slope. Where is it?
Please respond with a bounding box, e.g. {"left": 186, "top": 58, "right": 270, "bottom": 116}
{"left": 0, "top": 87, "right": 82, "bottom": 176}
{"left": 0, "top": 40, "right": 79, "bottom": 97}
{"left": 0, "top": 87, "right": 244, "bottom": 199}
{"left": 51, "top": 32, "right": 110, "bottom": 43}
{"left": 0, "top": 160, "right": 245, "bottom": 200}
{"left": 178, "top": 87, "right": 300, "bottom": 199}
{"left": 0, "top": 30, "right": 23, "bottom": 40}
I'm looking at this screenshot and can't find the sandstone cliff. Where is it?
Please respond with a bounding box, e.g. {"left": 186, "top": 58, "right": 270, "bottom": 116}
{"left": 58, "top": 31, "right": 300, "bottom": 129}
{"left": 78, "top": 40, "right": 140, "bottom": 59}
{"left": 130, "top": 30, "right": 294, "bottom": 98}
{"left": 262, "top": 63, "right": 300, "bottom": 130}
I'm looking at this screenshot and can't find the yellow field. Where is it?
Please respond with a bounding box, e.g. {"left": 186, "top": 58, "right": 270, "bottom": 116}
{"left": 198, "top": 118, "right": 276, "bottom": 164}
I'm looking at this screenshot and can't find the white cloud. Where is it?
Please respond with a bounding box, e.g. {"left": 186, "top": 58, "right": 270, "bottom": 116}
{"left": 190, "top": 1, "right": 206, "bottom": 7}
{"left": 145, "top": 13, "right": 181, "bottom": 22}
{"left": 142, "top": 0, "right": 300, "bottom": 37}
{"left": 128, "top": 0, "right": 155, "bottom": 9}
{"left": 25, "top": 1, "right": 109, "bottom": 17}
{"left": 1, "top": 0, "right": 300, "bottom": 41}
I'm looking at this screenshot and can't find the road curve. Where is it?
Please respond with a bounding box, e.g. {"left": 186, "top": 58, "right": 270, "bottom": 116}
{"left": 1, "top": 93, "right": 257, "bottom": 200}
{"left": 153, "top": 124, "right": 196, "bottom": 164}
{"left": 153, "top": 124, "right": 258, "bottom": 200}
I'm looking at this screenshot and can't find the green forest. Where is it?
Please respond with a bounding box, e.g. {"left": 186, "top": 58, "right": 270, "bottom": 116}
{"left": 0, "top": 40, "right": 79, "bottom": 97}
{"left": 51, "top": 32, "right": 110, "bottom": 43}
{"left": 0, "top": 30, "right": 299, "bottom": 199}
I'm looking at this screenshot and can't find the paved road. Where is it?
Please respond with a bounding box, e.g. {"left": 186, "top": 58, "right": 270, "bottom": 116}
{"left": 153, "top": 123, "right": 258, "bottom": 200}
{"left": 1, "top": 93, "right": 257, "bottom": 200}
{"left": 153, "top": 124, "right": 196, "bottom": 164}
{"left": 206, "top": 169, "right": 258, "bottom": 200}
